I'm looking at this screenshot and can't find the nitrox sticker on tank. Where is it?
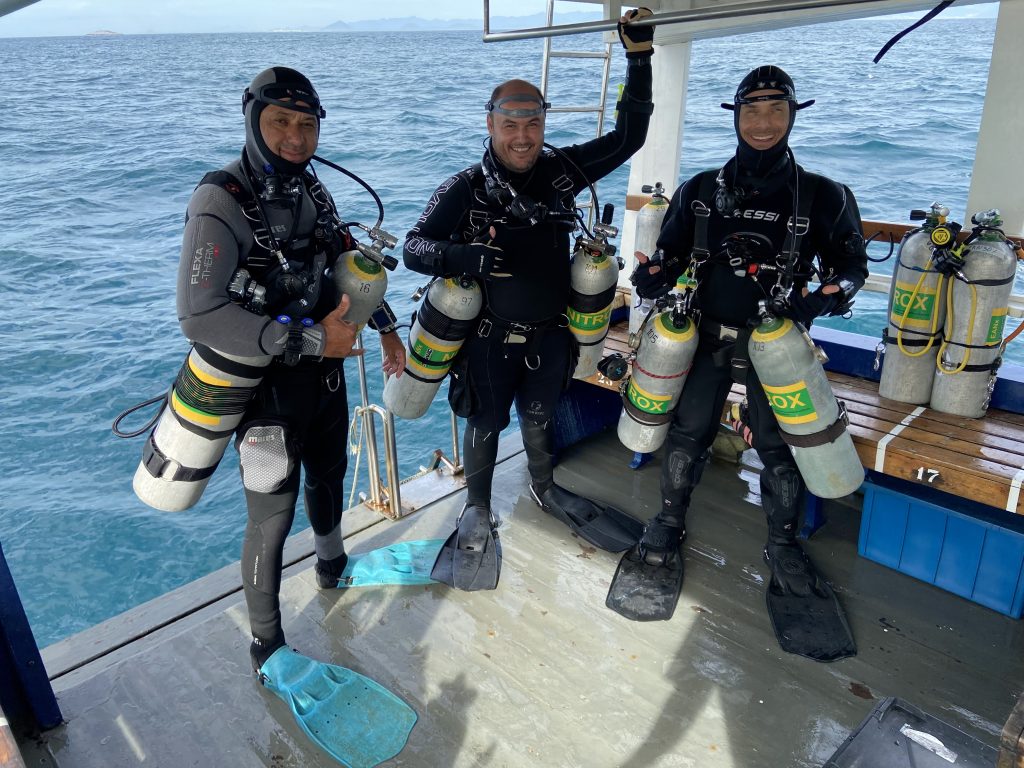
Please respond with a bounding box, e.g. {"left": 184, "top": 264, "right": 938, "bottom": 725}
{"left": 627, "top": 379, "right": 671, "bottom": 415}
{"left": 411, "top": 339, "right": 458, "bottom": 370}
{"left": 762, "top": 381, "right": 817, "bottom": 425}
{"left": 988, "top": 307, "right": 1008, "bottom": 345}
{"left": 891, "top": 283, "right": 936, "bottom": 325}
{"left": 568, "top": 305, "right": 611, "bottom": 337}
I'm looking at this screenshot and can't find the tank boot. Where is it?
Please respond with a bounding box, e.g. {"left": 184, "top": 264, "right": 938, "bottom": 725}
{"left": 314, "top": 552, "right": 350, "bottom": 590}
{"left": 250, "top": 630, "right": 287, "bottom": 673}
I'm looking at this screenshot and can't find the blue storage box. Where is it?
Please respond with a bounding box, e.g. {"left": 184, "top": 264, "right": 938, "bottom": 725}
{"left": 859, "top": 479, "right": 1024, "bottom": 618}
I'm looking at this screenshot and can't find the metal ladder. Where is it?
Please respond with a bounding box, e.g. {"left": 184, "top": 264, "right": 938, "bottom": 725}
{"left": 537, "top": 0, "right": 615, "bottom": 227}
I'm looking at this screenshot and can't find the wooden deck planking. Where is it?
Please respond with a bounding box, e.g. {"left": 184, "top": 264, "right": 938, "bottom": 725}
{"left": 591, "top": 294, "right": 1024, "bottom": 515}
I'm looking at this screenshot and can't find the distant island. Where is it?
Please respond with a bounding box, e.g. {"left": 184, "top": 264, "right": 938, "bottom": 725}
{"left": 85, "top": 30, "right": 121, "bottom": 36}
{"left": 323, "top": 11, "right": 601, "bottom": 33}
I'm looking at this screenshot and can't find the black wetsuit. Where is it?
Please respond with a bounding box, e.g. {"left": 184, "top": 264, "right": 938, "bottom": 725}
{"left": 403, "top": 57, "right": 652, "bottom": 505}
{"left": 177, "top": 156, "right": 384, "bottom": 647}
{"left": 654, "top": 158, "right": 869, "bottom": 536}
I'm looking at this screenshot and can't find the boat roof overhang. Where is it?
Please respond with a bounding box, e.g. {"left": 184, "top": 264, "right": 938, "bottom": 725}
{"left": 482, "top": 0, "right": 999, "bottom": 43}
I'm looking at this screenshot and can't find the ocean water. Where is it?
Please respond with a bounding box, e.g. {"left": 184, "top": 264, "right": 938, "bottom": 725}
{"left": 0, "top": 19, "right": 1012, "bottom": 648}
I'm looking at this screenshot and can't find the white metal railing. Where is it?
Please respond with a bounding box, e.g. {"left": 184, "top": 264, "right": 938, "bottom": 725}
{"left": 481, "top": 0, "right": 909, "bottom": 42}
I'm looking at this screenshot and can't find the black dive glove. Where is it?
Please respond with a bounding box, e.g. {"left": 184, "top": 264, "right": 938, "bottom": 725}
{"left": 630, "top": 250, "right": 671, "bottom": 300}
{"left": 618, "top": 7, "right": 655, "bottom": 58}
{"left": 783, "top": 286, "right": 840, "bottom": 327}
{"left": 449, "top": 230, "right": 509, "bottom": 280}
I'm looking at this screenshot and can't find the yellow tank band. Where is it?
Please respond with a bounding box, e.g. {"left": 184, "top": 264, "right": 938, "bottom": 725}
{"left": 171, "top": 389, "right": 222, "bottom": 426}
{"left": 751, "top": 317, "right": 794, "bottom": 343}
{"left": 655, "top": 313, "right": 695, "bottom": 340}
{"left": 187, "top": 356, "right": 231, "bottom": 388}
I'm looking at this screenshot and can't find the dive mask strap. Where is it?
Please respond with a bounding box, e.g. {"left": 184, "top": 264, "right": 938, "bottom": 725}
{"left": 485, "top": 93, "right": 550, "bottom": 118}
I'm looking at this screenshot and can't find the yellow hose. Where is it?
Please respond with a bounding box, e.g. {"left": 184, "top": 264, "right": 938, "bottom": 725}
{"left": 895, "top": 261, "right": 943, "bottom": 357}
{"left": 936, "top": 277, "right": 978, "bottom": 375}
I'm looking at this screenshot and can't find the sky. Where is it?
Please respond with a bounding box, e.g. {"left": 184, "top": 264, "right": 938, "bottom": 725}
{"left": 0, "top": 0, "right": 530, "bottom": 36}
{"left": 0, "top": 0, "right": 998, "bottom": 37}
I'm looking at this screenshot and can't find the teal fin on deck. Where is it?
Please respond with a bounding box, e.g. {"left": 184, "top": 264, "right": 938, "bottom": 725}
{"left": 605, "top": 546, "right": 684, "bottom": 621}
{"left": 530, "top": 483, "right": 644, "bottom": 553}
{"left": 335, "top": 540, "right": 446, "bottom": 588}
{"left": 258, "top": 647, "right": 417, "bottom": 768}
{"left": 765, "top": 545, "right": 857, "bottom": 663}
{"left": 430, "top": 504, "right": 501, "bottom": 591}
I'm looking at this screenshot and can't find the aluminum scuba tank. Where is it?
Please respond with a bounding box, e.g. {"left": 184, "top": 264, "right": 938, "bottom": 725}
{"left": 326, "top": 249, "right": 388, "bottom": 329}
{"left": 878, "top": 203, "right": 949, "bottom": 404}
{"left": 384, "top": 276, "right": 483, "bottom": 419}
{"left": 133, "top": 345, "right": 271, "bottom": 512}
{"left": 748, "top": 316, "right": 864, "bottom": 499}
{"left": 930, "top": 210, "right": 1019, "bottom": 418}
{"left": 629, "top": 182, "right": 670, "bottom": 336}
{"left": 570, "top": 205, "right": 621, "bottom": 379}
{"left": 617, "top": 301, "right": 698, "bottom": 453}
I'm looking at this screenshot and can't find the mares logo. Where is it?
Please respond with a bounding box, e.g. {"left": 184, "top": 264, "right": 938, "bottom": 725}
{"left": 190, "top": 242, "right": 220, "bottom": 288}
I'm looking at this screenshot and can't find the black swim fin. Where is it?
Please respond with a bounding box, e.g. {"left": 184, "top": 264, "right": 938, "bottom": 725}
{"left": 530, "top": 483, "right": 645, "bottom": 553}
{"left": 430, "top": 504, "right": 501, "bottom": 591}
{"left": 605, "top": 544, "right": 684, "bottom": 621}
{"left": 764, "top": 542, "right": 856, "bottom": 662}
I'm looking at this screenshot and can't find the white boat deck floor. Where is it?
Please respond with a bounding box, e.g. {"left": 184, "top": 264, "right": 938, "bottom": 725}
{"left": 20, "top": 429, "right": 1024, "bottom": 767}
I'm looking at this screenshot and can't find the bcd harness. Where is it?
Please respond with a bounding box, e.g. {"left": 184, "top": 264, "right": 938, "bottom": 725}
{"left": 687, "top": 166, "right": 821, "bottom": 318}
{"left": 688, "top": 167, "right": 850, "bottom": 451}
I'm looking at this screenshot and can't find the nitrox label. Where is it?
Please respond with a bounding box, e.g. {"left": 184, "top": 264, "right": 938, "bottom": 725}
{"left": 410, "top": 338, "right": 458, "bottom": 373}
{"left": 762, "top": 381, "right": 817, "bottom": 425}
{"left": 568, "top": 305, "right": 611, "bottom": 337}
{"left": 891, "top": 283, "right": 937, "bottom": 326}
{"left": 627, "top": 378, "right": 671, "bottom": 415}
{"left": 988, "top": 307, "right": 1008, "bottom": 345}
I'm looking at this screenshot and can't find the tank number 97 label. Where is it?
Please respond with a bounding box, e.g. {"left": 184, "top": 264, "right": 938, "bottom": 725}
{"left": 914, "top": 467, "right": 940, "bottom": 483}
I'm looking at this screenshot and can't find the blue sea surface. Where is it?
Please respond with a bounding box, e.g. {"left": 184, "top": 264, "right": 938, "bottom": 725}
{"left": 0, "top": 19, "right": 1013, "bottom": 647}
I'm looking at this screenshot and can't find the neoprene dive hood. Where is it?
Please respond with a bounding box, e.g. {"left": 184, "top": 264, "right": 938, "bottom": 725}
{"left": 242, "top": 66, "right": 324, "bottom": 177}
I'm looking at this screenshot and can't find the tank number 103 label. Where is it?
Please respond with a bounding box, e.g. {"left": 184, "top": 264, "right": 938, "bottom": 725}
{"left": 914, "top": 467, "right": 940, "bottom": 483}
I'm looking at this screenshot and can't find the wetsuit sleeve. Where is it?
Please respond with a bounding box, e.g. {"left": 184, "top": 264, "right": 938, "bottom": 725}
{"left": 403, "top": 171, "right": 478, "bottom": 277}
{"left": 655, "top": 175, "right": 702, "bottom": 285}
{"left": 559, "top": 55, "right": 654, "bottom": 190}
{"left": 176, "top": 184, "right": 322, "bottom": 358}
{"left": 809, "top": 180, "right": 869, "bottom": 291}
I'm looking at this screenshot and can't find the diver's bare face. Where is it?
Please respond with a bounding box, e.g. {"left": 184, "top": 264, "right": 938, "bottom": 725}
{"left": 259, "top": 102, "right": 319, "bottom": 165}
{"left": 487, "top": 109, "right": 545, "bottom": 173}
{"left": 737, "top": 90, "right": 790, "bottom": 150}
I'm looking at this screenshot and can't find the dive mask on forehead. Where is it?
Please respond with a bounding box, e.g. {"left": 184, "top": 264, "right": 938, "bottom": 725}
{"left": 243, "top": 83, "right": 326, "bottom": 119}
{"left": 485, "top": 93, "right": 551, "bottom": 118}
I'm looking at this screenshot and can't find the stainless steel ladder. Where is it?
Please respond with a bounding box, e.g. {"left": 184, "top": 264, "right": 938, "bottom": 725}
{"left": 537, "top": 0, "right": 615, "bottom": 227}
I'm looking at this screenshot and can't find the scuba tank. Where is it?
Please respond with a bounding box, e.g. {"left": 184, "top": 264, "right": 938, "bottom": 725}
{"left": 132, "top": 345, "right": 272, "bottom": 512}
{"left": 930, "top": 209, "right": 1019, "bottom": 418}
{"left": 748, "top": 314, "right": 864, "bottom": 499}
{"left": 628, "top": 183, "right": 670, "bottom": 336}
{"left": 327, "top": 249, "right": 388, "bottom": 330}
{"left": 616, "top": 296, "right": 698, "bottom": 453}
{"left": 569, "top": 205, "right": 622, "bottom": 379}
{"left": 878, "top": 203, "right": 950, "bottom": 405}
{"left": 383, "top": 276, "right": 483, "bottom": 419}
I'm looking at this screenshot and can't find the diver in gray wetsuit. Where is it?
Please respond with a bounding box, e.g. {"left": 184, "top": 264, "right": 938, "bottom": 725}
{"left": 176, "top": 67, "right": 406, "bottom": 669}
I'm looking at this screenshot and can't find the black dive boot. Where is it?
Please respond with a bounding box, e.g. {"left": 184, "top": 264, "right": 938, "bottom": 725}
{"left": 250, "top": 631, "right": 287, "bottom": 673}
{"left": 761, "top": 464, "right": 856, "bottom": 662}
{"left": 314, "top": 552, "right": 350, "bottom": 589}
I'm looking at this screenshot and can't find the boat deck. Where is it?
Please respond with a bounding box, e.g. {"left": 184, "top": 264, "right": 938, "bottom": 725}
{"left": 18, "top": 428, "right": 1024, "bottom": 767}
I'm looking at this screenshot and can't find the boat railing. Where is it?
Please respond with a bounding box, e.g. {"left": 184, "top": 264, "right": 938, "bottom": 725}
{"left": 352, "top": 334, "right": 464, "bottom": 521}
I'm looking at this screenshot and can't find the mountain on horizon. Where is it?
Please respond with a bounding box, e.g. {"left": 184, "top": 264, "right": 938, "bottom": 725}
{"left": 324, "top": 11, "right": 603, "bottom": 33}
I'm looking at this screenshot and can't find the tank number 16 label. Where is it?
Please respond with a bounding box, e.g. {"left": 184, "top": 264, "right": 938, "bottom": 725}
{"left": 915, "top": 467, "right": 940, "bottom": 483}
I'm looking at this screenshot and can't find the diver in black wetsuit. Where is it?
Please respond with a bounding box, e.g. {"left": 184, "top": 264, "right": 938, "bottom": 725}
{"left": 612, "top": 66, "right": 869, "bottom": 649}
{"left": 402, "top": 10, "right": 656, "bottom": 587}
{"left": 176, "top": 67, "right": 406, "bottom": 669}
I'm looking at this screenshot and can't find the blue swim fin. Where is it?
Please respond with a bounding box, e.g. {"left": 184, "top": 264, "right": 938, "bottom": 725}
{"left": 257, "top": 647, "right": 417, "bottom": 768}
{"left": 335, "top": 539, "right": 447, "bottom": 588}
